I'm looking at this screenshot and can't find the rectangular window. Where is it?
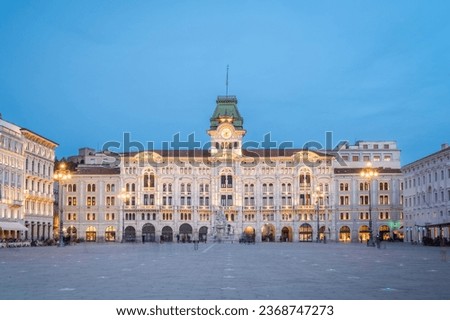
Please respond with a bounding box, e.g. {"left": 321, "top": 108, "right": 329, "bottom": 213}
{"left": 221, "top": 195, "right": 227, "bottom": 206}
{"left": 359, "top": 195, "right": 369, "bottom": 205}
{"left": 87, "top": 196, "right": 96, "bottom": 206}
{"left": 68, "top": 197, "right": 77, "bottom": 206}
{"left": 379, "top": 195, "right": 389, "bottom": 205}
{"left": 352, "top": 155, "right": 359, "bottom": 162}
{"left": 340, "top": 196, "right": 350, "bottom": 205}
{"left": 340, "top": 212, "right": 350, "bottom": 220}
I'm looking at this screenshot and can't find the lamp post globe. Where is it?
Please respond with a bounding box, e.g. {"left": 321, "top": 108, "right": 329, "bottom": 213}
{"left": 360, "top": 162, "right": 378, "bottom": 247}
{"left": 53, "top": 162, "right": 72, "bottom": 247}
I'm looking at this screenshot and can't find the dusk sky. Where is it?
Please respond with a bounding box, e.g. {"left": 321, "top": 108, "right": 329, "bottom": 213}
{"left": 0, "top": 0, "right": 449, "bottom": 165}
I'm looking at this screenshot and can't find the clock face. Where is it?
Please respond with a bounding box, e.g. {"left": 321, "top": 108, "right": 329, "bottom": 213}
{"left": 220, "top": 128, "right": 232, "bottom": 139}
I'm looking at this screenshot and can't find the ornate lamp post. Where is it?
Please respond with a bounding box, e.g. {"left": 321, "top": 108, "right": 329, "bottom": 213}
{"left": 313, "top": 186, "right": 323, "bottom": 243}
{"left": 118, "top": 188, "right": 130, "bottom": 243}
{"left": 360, "top": 162, "right": 378, "bottom": 247}
{"left": 53, "top": 162, "right": 72, "bottom": 247}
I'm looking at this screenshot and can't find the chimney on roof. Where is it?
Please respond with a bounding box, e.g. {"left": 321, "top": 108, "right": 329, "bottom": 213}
{"left": 441, "top": 143, "right": 449, "bottom": 150}
{"left": 0, "top": 113, "right": 2, "bottom": 119}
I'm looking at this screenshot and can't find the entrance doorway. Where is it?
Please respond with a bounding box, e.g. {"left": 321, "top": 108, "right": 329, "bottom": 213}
{"left": 142, "top": 223, "right": 156, "bottom": 242}
{"left": 281, "top": 226, "right": 292, "bottom": 242}
{"left": 161, "top": 226, "right": 173, "bottom": 242}
{"left": 124, "top": 226, "right": 136, "bottom": 242}
{"left": 179, "top": 223, "right": 193, "bottom": 242}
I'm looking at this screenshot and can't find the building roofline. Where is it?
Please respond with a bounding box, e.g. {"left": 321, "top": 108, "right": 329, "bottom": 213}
{"left": 402, "top": 145, "right": 450, "bottom": 169}
{"left": 20, "top": 128, "right": 59, "bottom": 148}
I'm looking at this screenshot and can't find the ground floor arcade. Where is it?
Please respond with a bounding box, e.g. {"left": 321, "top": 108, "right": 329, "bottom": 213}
{"left": 61, "top": 220, "right": 404, "bottom": 244}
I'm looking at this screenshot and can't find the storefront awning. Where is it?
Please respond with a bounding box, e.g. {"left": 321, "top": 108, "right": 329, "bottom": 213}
{"left": 0, "top": 221, "right": 28, "bottom": 231}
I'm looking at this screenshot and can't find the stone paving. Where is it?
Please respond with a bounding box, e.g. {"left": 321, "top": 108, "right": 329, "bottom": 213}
{"left": 0, "top": 241, "right": 448, "bottom": 300}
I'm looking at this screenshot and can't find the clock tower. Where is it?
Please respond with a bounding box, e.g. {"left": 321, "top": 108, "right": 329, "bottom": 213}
{"left": 208, "top": 95, "right": 246, "bottom": 156}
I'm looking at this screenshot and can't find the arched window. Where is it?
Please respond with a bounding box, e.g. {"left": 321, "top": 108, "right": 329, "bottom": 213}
{"left": 86, "top": 226, "right": 97, "bottom": 242}
{"left": 105, "top": 226, "right": 116, "bottom": 242}
{"left": 339, "top": 226, "right": 351, "bottom": 242}
{"left": 144, "top": 173, "right": 149, "bottom": 188}
{"left": 299, "top": 172, "right": 311, "bottom": 185}
{"left": 149, "top": 173, "right": 155, "bottom": 188}
{"left": 221, "top": 174, "right": 233, "bottom": 188}
{"left": 144, "top": 172, "right": 155, "bottom": 188}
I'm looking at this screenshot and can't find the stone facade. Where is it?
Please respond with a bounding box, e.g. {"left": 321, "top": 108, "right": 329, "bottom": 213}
{"left": 402, "top": 144, "right": 450, "bottom": 244}
{"left": 0, "top": 115, "right": 57, "bottom": 241}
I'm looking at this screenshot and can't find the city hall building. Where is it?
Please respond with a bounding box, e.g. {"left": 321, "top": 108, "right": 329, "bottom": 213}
{"left": 62, "top": 95, "right": 403, "bottom": 243}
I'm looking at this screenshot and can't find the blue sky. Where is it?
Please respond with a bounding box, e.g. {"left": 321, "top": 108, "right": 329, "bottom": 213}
{"left": 0, "top": 0, "right": 449, "bottom": 165}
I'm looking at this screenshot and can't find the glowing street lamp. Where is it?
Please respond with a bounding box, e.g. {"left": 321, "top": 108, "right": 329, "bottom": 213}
{"left": 313, "top": 186, "right": 323, "bottom": 243}
{"left": 53, "top": 162, "right": 72, "bottom": 247}
{"left": 118, "top": 188, "right": 131, "bottom": 243}
{"left": 360, "top": 162, "right": 378, "bottom": 247}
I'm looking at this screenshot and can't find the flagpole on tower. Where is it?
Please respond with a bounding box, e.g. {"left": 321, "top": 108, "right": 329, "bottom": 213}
{"left": 226, "top": 65, "right": 229, "bottom": 97}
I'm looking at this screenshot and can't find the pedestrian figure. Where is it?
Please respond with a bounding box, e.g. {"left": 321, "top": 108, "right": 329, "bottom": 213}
{"left": 376, "top": 235, "right": 381, "bottom": 249}
{"left": 193, "top": 230, "right": 199, "bottom": 250}
{"left": 441, "top": 238, "right": 448, "bottom": 262}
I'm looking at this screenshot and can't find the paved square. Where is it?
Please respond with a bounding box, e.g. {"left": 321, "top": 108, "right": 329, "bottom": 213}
{"left": 0, "top": 242, "right": 448, "bottom": 300}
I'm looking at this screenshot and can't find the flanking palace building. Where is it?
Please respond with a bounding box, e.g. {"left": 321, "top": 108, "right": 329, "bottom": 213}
{"left": 402, "top": 144, "right": 450, "bottom": 244}
{"left": 61, "top": 96, "right": 405, "bottom": 243}
{"left": 0, "top": 114, "right": 57, "bottom": 242}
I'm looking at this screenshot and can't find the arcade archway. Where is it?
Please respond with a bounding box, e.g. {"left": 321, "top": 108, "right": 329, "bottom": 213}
{"left": 299, "top": 223, "right": 313, "bottom": 242}
{"left": 261, "top": 224, "right": 275, "bottom": 242}
{"left": 142, "top": 223, "right": 156, "bottom": 242}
